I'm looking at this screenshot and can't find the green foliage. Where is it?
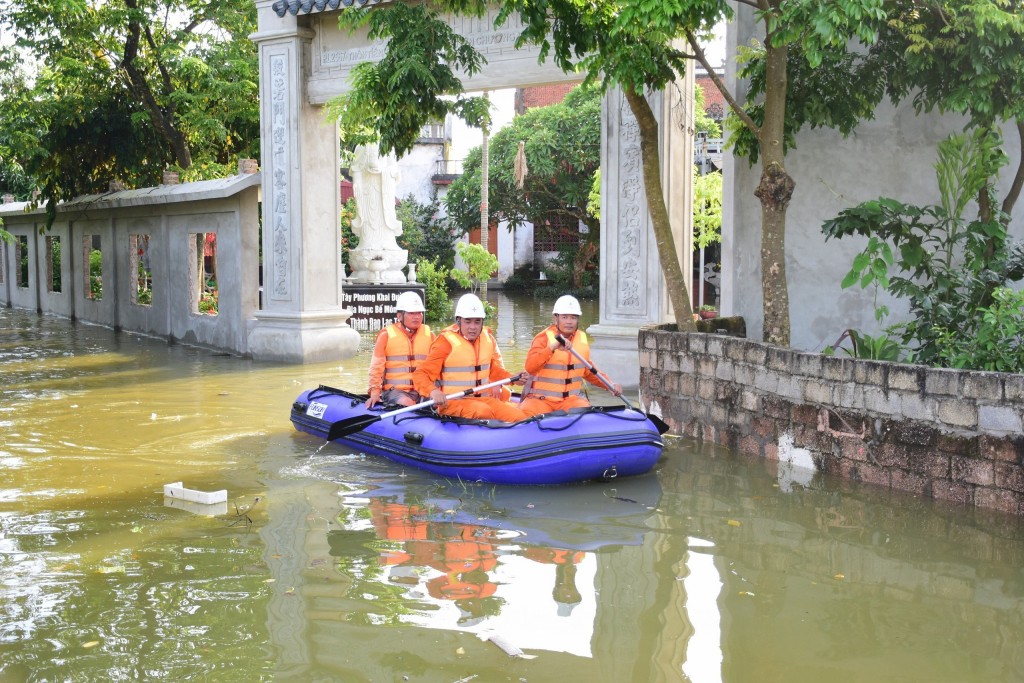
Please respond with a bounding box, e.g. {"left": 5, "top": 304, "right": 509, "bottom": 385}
{"left": 0, "top": 0, "right": 259, "bottom": 210}
{"left": 823, "top": 130, "right": 1024, "bottom": 368}
{"left": 823, "top": 329, "right": 905, "bottom": 361}
{"left": 933, "top": 287, "right": 1024, "bottom": 372}
{"left": 328, "top": 2, "right": 490, "bottom": 157}
{"left": 693, "top": 167, "right": 723, "bottom": 249}
{"left": 450, "top": 243, "right": 498, "bottom": 296}
{"left": 415, "top": 258, "right": 452, "bottom": 324}
{"left": 340, "top": 198, "right": 357, "bottom": 270}
{"left": 395, "top": 194, "right": 461, "bottom": 271}
{"left": 694, "top": 83, "right": 721, "bottom": 138}
{"left": 444, "top": 85, "right": 602, "bottom": 290}
{"left": 88, "top": 249, "right": 103, "bottom": 300}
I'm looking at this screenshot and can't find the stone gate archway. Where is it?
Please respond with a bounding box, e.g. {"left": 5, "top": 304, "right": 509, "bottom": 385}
{"left": 248, "top": 0, "right": 694, "bottom": 381}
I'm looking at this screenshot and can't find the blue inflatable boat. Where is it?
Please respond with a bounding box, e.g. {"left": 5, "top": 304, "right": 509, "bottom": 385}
{"left": 291, "top": 385, "right": 664, "bottom": 485}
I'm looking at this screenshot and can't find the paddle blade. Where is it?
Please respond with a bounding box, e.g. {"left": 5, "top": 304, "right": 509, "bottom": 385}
{"left": 647, "top": 412, "right": 671, "bottom": 435}
{"left": 326, "top": 414, "right": 381, "bottom": 441}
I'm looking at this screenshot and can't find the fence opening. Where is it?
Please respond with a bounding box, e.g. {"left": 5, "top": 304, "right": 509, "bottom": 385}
{"left": 191, "top": 232, "right": 218, "bottom": 316}
{"left": 16, "top": 235, "right": 29, "bottom": 288}
{"left": 83, "top": 235, "right": 102, "bottom": 300}
{"left": 130, "top": 234, "right": 153, "bottom": 306}
{"left": 46, "top": 235, "right": 61, "bottom": 293}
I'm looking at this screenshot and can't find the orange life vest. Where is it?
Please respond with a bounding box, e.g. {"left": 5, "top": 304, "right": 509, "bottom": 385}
{"left": 382, "top": 323, "right": 432, "bottom": 392}
{"left": 437, "top": 327, "right": 498, "bottom": 393}
{"left": 525, "top": 329, "right": 591, "bottom": 399}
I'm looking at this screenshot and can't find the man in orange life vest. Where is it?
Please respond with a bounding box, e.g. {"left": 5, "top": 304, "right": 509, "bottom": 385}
{"left": 412, "top": 293, "right": 527, "bottom": 422}
{"left": 365, "top": 291, "right": 433, "bottom": 408}
{"left": 519, "top": 295, "right": 622, "bottom": 417}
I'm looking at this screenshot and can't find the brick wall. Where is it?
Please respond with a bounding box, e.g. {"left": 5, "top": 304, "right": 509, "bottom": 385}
{"left": 639, "top": 326, "right": 1024, "bottom": 515}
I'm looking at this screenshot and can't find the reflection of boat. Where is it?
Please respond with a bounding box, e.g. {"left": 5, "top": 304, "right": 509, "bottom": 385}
{"left": 331, "top": 473, "right": 663, "bottom": 556}
{"left": 291, "top": 385, "right": 664, "bottom": 485}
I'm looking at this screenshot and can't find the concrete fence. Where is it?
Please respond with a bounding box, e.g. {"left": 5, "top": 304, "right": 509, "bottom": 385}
{"left": 0, "top": 173, "right": 261, "bottom": 356}
{"left": 639, "top": 326, "right": 1024, "bottom": 516}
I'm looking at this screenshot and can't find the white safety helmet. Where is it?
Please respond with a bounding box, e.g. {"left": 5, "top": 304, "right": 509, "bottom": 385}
{"left": 395, "top": 291, "right": 426, "bottom": 313}
{"left": 552, "top": 295, "right": 583, "bottom": 316}
{"left": 454, "top": 293, "right": 486, "bottom": 319}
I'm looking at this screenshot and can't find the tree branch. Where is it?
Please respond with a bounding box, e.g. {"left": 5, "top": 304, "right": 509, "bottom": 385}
{"left": 685, "top": 29, "right": 759, "bottom": 136}
{"left": 1002, "top": 119, "right": 1024, "bottom": 218}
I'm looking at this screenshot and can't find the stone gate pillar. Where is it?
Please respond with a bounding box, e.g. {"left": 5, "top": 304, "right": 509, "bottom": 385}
{"left": 247, "top": 2, "right": 361, "bottom": 362}
{"left": 588, "top": 72, "right": 694, "bottom": 387}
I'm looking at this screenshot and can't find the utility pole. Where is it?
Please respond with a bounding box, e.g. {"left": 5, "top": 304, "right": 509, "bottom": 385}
{"left": 479, "top": 90, "right": 490, "bottom": 299}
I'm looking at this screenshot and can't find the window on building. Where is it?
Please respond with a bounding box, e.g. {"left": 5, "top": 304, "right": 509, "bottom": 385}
{"left": 130, "top": 234, "right": 153, "bottom": 306}
{"left": 16, "top": 235, "right": 29, "bottom": 288}
{"left": 191, "top": 232, "right": 218, "bottom": 316}
{"left": 46, "top": 235, "right": 61, "bottom": 293}
{"left": 83, "top": 235, "right": 102, "bottom": 300}
{"left": 534, "top": 213, "right": 581, "bottom": 252}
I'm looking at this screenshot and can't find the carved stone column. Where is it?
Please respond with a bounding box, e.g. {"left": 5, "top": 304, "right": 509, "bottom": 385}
{"left": 247, "top": 2, "right": 361, "bottom": 362}
{"left": 588, "top": 73, "right": 694, "bottom": 388}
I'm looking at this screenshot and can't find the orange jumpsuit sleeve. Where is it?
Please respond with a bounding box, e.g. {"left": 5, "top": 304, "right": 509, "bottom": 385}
{"left": 367, "top": 329, "right": 389, "bottom": 393}
{"left": 413, "top": 335, "right": 453, "bottom": 397}
{"left": 524, "top": 328, "right": 556, "bottom": 375}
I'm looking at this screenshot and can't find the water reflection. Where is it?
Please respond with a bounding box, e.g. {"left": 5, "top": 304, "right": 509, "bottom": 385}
{"left": 3, "top": 303, "right": 1024, "bottom": 683}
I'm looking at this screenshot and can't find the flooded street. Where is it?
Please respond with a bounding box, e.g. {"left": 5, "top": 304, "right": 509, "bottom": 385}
{"left": 3, "top": 296, "right": 1024, "bottom": 682}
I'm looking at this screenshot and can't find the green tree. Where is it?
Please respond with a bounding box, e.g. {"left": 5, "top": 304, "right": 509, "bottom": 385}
{"left": 0, "top": 0, "right": 259, "bottom": 210}
{"left": 693, "top": 167, "right": 723, "bottom": 249}
{"left": 445, "top": 84, "right": 602, "bottom": 289}
{"left": 396, "top": 194, "right": 461, "bottom": 271}
{"left": 690, "top": 0, "right": 887, "bottom": 345}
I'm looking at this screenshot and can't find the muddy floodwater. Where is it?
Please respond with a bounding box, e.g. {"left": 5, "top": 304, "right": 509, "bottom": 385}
{"left": 2, "top": 296, "right": 1024, "bottom": 683}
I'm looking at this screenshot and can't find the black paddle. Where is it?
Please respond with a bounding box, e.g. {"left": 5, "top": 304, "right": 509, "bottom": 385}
{"left": 556, "top": 335, "right": 671, "bottom": 435}
{"left": 325, "top": 377, "right": 516, "bottom": 441}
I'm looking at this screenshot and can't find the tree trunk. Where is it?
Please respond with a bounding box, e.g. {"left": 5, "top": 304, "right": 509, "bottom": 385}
{"left": 754, "top": 40, "right": 793, "bottom": 347}
{"left": 622, "top": 87, "right": 695, "bottom": 331}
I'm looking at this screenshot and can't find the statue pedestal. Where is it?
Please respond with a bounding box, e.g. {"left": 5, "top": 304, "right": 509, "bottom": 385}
{"left": 342, "top": 283, "right": 426, "bottom": 333}
{"left": 349, "top": 247, "right": 408, "bottom": 283}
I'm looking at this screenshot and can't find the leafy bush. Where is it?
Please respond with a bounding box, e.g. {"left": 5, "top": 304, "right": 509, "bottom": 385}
{"left": 396, "top": 194, "right": 461, "bottom": 270}
{"left": 451, "top": 242, "right": 498, "bottom": 296}
{"left": 823, "top": 130, "right": 1024, "bottom": 369}
{"left": 933, "top": 287, "right": 1024, "bottom": 372}
{"left": 416, "top": 258, "right": 451, "bottom": 323}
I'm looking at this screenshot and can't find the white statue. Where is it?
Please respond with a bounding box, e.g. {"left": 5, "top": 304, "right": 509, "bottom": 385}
{"left": 350, "top": 144, "right": 402, "bottom": 251}
{"left": 347, "top": 143, "right": 409, "bottom": 284}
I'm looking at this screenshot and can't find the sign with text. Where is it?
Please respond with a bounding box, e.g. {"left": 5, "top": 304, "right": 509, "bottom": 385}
{"left": 343, "top": 283, "right": 426, "bottom": 333}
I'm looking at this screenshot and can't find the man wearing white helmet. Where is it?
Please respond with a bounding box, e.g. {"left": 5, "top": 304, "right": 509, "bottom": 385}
{"left": 412, "top": 293, "right": 527, "bottom": 422}
{"left": 519, "top": 295, "right": 621, "bottom": 417}
{"left": 365, "top": 291, "right": 433, "bottom": 408}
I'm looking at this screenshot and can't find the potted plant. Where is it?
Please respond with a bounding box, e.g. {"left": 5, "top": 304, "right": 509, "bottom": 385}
{"left": 699, "top": 304, "right": 718, "bottom": 320}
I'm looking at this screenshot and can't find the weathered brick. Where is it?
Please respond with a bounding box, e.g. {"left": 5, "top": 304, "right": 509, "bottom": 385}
{"left": 1005, "top": 375, "right": 1024, "bottom": 402}
{"left": 937, "top": 399, "right": 979, "bottom": 428}
{"left": 978, "top": 405, "right": 1023, "bottom": 433}
{"left": 936, "top": 433, "right": 977, "bottom": 457}
{"left": 924, "top": 367, "right": 960, "bottom": 397}
{"left": 900, "top": 393, "right": 938, "bottom": 421}
{"left": 744, "top": 343, "right": 768, "bottom": 366}
{"left": 740, "top": 434, "right": 761, "bottom": 456}
{"left": 752, "top": 416, "right": 777, "bottom": 439}
{"left": 791, "top": 404, "right": 818, "bottom": 426}
{"left": 697, "top": 357, "right": 717, "bottom": 377}
{"left": 804, "top": 379, "right": 832, "bottom": 405}
{"left": 857, "top": 462, "right": 891, "bottom": 488}
{"left": 864, "top": 388, "right": 902, "bottom": 415}
{"left": 922, "top": 453, "right": 951, "bottom": 479}
{"left": 763, "top": 442, "right": 779, "bottom": 460}
{"left": 714, "top": 361, "right": 735, "bottom": 382}
{"left": 853, "top": 360, "right": 887, "bottom": 387}
{"left": 961, "top": 371, "right": 1003, "bottom": 401}
{"left": 875, "top": 442, "right": 908, "bottom": 468}
{"left": 822, "top": 356, "right": 854, "bottom": 381}
{"left": 763, "top": 396, "right": 792, "bottom": 420}
{"left": 932, "top": 482, "right": 974, "bottom": 507}
{"left": 766, "top": 347, "right": 793, "bottom": 372}
{"left": 886, "top": 420, "right": 938, "bottom": 447}
{"left": 979, "top": 435, "right": 1024, "bottom": 463}
{"left": 740, "top": 389, "right": 760, "bottom": 412}
{"left": 951, "top": 456, "right": 994, "bottom": 486}
{"left": 976, "top": 488, "right": 1023, "bottom": 516}
{"left": 733, "top": 363, "right": 755, "bottom": 385}
{"left": 995, "top": 461, "right": 1024, "bottom": 493}
{"left": 838, "top": 435, "right": 870, "bottom": 462}
{"left": 892, "top": 469, "right": 929, "bottom": 497}
{"left": 794, "top": 352, "right": 823, "bottom": 377}
{"left": 888, "top": 365, "right": 924, "bottom": 392}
